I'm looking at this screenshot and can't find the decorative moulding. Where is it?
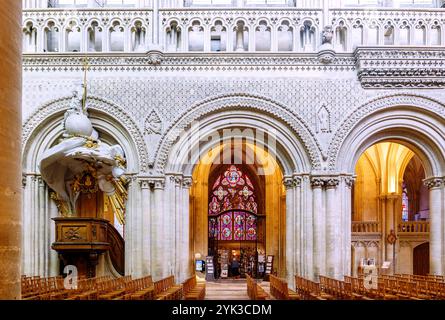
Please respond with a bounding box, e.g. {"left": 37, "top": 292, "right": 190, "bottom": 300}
{"left": 354, "top": 46, "right": 445, "bottom": 89}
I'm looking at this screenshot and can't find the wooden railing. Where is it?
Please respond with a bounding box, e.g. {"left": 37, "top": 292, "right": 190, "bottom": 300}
{"left": 107, "top": 223, "right": 125, "bottom": 276}
{"left": 351, "top": 221, "right": 380, "bottom": 233}
{"left": 397, "top": 221, "right": 430, "bottom": 233}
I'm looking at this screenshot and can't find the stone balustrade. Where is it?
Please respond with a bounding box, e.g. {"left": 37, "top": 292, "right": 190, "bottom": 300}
{"left": 351, "top": 221, "right": 380, "bottom": 233}
{"left": 398, "top": 221, "right": 430, "bottom": 233}
{"left": 22, "top": 7, "right": 444, "bottom": 53}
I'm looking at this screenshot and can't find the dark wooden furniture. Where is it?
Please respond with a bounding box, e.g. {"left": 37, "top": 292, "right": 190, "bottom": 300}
{"left": 52, "top": 217, "right": 124, "bottom": 277}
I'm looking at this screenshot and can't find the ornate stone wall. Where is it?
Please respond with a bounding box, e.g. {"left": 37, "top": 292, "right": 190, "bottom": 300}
{"left": 22, "top": 55, "right": 445, "bottom": 173}
{"left": 21, "top": 6, "right": 445, "bottom": 282}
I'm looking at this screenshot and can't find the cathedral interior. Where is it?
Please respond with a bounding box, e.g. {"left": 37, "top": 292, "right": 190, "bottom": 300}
{"left": 0, "top": 0, "right": 445, "bottom": 301}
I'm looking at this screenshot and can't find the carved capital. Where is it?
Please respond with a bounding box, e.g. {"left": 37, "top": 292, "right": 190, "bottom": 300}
{"left": 343, "top": 176, "right": 355, "bottom": 188}
{"left": 424, "top": 177, "right": 444, "bottom": 189}
{"left": 138, "top": 179, "right": 151, "bottom": 189}
{"left": 182, "top": 177, "right": 193, "bottom": 188}
{"left": 283, "top": 177, "right": 295, "bottom": 189}
{"left": 22, "top": 174, "right": 28, "bottom": 188}
{"left": 310, "top": 177, "right": 324, "bottom": 188}
{"left": 152, "top": 179, "right": 165, "bottom": 190}
{"left": 293, "top": 176, "right": 302, "bottom": 187}
{"left": 324, "top": 177, "right": 340, "bottom": 189}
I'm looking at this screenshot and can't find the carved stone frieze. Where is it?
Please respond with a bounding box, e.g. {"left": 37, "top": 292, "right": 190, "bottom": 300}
{"left": 355, "top": 47, "right": 445, "bottom": 89}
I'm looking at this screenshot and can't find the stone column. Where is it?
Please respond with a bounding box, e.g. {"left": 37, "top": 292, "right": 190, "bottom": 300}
{"left": 152, "top": 179, "right": 165, "bottom": 279}
{"left": 293, "top": 176, "right": 302, "bottom": 278}
{"left": 300, "top": 175, "right": 313, "bottom": 279}
{"left": 325, "top": 177, "right": 340, "bottom": 279}
{"left": 181, "top": 178, "right": 193, "bottom": 282}
{"left": 284, "top": 177, "right": 295, "bottom": 286}
{"left": 174, "top": 176, "right": 182, "bottom": 281}
{"left": 0, "top": 0, "right": 22, "bottom": 300}
{"left": 383, "top": 194, "right": 400, "bottom": 272}
{"left": 341, "top": 176, "right": 354, "bottom": 277}
{"left": 140, "top": 179, "right": 151, "bottom": 277}
{"left": 425, "top": 177, "right": 444, "bottom": 275}
{"left": 311, "top": 177, "right": 324, "bottom": 280}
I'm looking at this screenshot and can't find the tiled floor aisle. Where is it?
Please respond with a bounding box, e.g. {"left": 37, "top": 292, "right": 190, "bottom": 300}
{"left": 204, "top": 279, "right": 272, "bottom": 300}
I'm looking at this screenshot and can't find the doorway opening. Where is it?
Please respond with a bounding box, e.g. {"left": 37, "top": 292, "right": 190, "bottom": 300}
{"left": 191, "top": 141, "right": 285, "bottom": 280}
{"left": 352, "top": 141, "right": 429, "bottom": 275}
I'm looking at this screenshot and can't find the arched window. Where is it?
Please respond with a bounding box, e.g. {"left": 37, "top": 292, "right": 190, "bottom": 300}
{"left": 44, "top": 21, "right": 59, "bottom": 52}
{"left": 131, "top": 20, "right": 146, "bottom": 51}
{"left": 188, "top": 20, "right": 204, "bottom": 51}
{"left": 277, "top": 20, "right": 293, "bottom": 51}
{"left": 65, "top": 20, "right": 81, "bottom": 52}
{"left": 210, "top": 20, "right": 227, "bottom": 52}
{"left": 109, "top": 21, "right": 125, "bottom": 51}
{"left": 87, "top": 21, "right": 103, "bottom": 52}
{"left": 255, "top": 20, "right": 271, "bottom": 51}
{"left": 23, "top": 21, "right": 38, "bottom": 53}
{"left": 208, "top": 165, "right": 259, "bottom": 241}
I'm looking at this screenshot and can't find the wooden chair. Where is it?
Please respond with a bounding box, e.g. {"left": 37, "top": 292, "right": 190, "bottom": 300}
{"left": 269, "top": 275, "right": 299, "bottom": 300}
{"left": 183, "top": 276, "right": 206, "bottom": 300}
{"left": 246, "top": 274, "right": 268, "bottom": 300}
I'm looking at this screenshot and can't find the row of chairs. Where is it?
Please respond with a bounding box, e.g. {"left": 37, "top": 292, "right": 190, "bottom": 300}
{"left": 182, "top": 276, "right": 206, "bottom": 300}
{"left": 98, "top": 276, "right": 154, "bottom": 300}
{"left": 345, "top": 275, "right": 445, "bottom": 300}
{"left": 246, "top": 274, "right": 269, "bottom": 300}
{"left": 297, "top": 274, "right": 445, "bottom": 300}
{"left": 374, "top": 275, "right": 445, "bottom": 300}
{"left": 154, "top": 275, "right": 183, "bottom": 300}
{"left": 394, "top": 274, "right": 445, "bottom": 283}
{"left": 22, "top": 274, "right": 196, "bottom": 300}
{"left": 295, "top": 276, "right": 333, "bottom": 300}
{"left": 21, "top": 275, "right": 113, "bottom": 300}
{"left": 269, "top": 275, "right": 299, "bottom": 300}
{"left": 67, "top": 276, "right": 132, "bottom": 300}
{"left": 319, "top": 276, "right": 355, "bottom": 300}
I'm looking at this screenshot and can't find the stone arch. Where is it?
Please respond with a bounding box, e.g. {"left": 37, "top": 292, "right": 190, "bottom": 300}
{"left": 22, "top": 96, "right": 148, "bottom": 173}
{"left": 329, "top": 94, "right": 445, "bottom": 177}
{"left": 155, "top": 93, "right": 322, "bottom": 175}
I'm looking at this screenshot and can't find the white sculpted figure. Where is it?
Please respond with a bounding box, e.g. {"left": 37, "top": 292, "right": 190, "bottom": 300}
{"left": 39, "top": 84, "right": 126, "bottom": 215}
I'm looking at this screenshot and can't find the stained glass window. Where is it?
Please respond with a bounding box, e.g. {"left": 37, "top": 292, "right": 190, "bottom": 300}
{"left": 209, "top": 165, "right": 258, "bottom": 215}
{"left": 209, "top": 211, "right": 257, "bottom": 241}
{"left": 208, "top": 165, "right": 259, "bottom": 241}
{"left": 402, "top": 182, "right": 409, "bottom": 221}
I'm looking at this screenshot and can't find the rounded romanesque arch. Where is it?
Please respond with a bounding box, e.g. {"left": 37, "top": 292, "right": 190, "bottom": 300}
{"left": 155, "top": 93, "right": 322, "bottom": 175}
{"left": 329, "top": 94, "right": 445, "bottom": 177}
{"left": 331, "top": 93, "right": 445, "bottom": 276}
{"left": 22, "top": 96, "right": 148, "bottom": 173}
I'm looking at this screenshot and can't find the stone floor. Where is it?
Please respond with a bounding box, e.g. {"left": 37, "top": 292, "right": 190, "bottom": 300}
{"left": 204, "top": 278, "right": 272, "bottom": 300}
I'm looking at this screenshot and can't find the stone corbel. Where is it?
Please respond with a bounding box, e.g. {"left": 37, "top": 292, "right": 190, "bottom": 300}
{"left": 146, "top": 49, "right": 164, "bottom": 66}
